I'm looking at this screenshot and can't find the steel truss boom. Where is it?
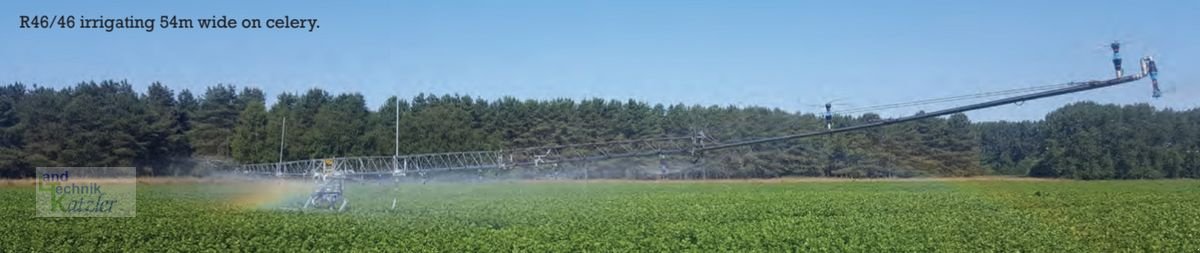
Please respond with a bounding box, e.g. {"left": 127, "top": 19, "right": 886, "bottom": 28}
{"left": 236, "top": 135, "right": 718, "bottom": 177}
{"left": 236, "top": 70, "right": 1150, "bottom": 177}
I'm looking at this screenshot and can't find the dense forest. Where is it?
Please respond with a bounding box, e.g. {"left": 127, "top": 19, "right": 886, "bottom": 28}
{"left": 0, "top": 81, "right": 1196, "bottom": 179}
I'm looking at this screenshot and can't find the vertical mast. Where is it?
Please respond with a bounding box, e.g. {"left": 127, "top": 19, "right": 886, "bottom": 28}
{"left": 394, "top": 96, "right": 400, "bottom": 157}
{"left": 278, "top": 117, "right": 286, "bottom": 175}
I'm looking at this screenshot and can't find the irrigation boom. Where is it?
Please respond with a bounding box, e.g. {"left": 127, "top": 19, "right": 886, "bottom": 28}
{"left": 234, "top": 57, "right": 1155, "bottom": 179}
{"left": 698, "top": 74, "right": 1146, "bottom": 152}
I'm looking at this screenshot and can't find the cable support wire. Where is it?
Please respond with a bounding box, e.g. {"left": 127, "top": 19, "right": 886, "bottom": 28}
{"left": 833, "top": 82, "right": 1077, "bottom": 114}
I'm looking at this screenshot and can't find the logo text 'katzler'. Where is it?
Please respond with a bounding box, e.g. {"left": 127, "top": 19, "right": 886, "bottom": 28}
{"left": 36, "top": 167, "right": 136, "bottom": 217}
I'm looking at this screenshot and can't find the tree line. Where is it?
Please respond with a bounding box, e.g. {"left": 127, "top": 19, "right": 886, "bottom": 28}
{"left": 978, "top": 102, "right": 1200, "bottom": 179}
{"left": 0, "top": 81, "right": 1195, "bottom": 179}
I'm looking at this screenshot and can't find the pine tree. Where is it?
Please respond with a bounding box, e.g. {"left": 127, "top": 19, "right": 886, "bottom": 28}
{"left": 231, "top": 100, "right": 271, "bottom": 163}
{"left": 311, "top": 94, "right": 370, "bottom": 157}
{"left": 0, "top": 84, "right": 26, "bottom": 177}
{"left": 139, "top": 83, "right": 192, "bottom": 175}
{"left": 188, "top": 85, "right": 239, "bottom": 157}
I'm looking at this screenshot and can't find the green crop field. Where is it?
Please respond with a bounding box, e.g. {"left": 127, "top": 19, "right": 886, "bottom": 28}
{"left": 3, "top": 180, "right": 1200, "bottom": 252}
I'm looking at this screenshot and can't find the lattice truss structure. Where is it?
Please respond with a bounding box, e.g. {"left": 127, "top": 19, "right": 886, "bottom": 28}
{"left": 236, "top": 134, "right": 719, "bottom": 178}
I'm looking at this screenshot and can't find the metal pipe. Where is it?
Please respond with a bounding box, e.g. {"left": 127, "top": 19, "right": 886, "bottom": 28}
{"left": 277, "top": 117, "right": 286, "bottom": 175}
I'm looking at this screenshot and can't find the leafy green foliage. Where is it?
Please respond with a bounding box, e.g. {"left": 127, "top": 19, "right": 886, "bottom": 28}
{"left": 188, "top": 85, "right": 239, "bottom": 157}
{"left": 231, "top": 98, "right": 271, "bottom": 163}
{"left": 2, "top": 181, "right": 1199, "bottom": 251}
{"left": 1022, "top": 102, "right": 1200, "bottom": 179}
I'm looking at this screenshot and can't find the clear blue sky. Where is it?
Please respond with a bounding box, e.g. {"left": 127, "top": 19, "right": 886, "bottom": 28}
{"left": 3, "top": 0, "right": 1197, "bottom": 121}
